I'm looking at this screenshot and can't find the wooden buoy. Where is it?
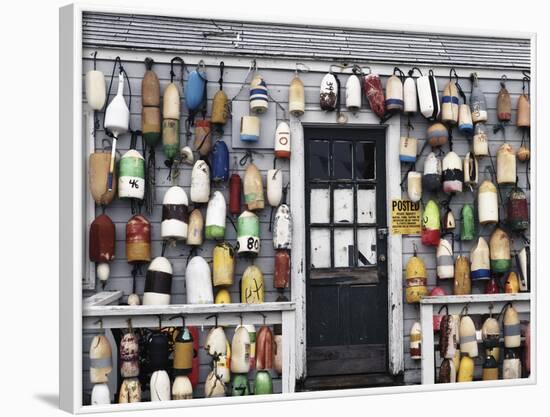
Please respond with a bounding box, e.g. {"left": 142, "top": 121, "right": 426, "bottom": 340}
{"left": 438, "top": 359, "right": 456, "bottom": 383}
{"left": 453, "top": 256, "right": 471, "bottom": 295}
{"left": 478, "top": 181, "right": 499, "bottom": 225}
{"left": 289, "top": 74, "right": 305, "bottom": 116}
{"left": 141, "top": 58, "right": 161, "bottom": 146}
{"left": 482, "top": 355, "right": 499, "bottom": 381}
{"left": 126, "top": 215, "right": 151, "bottom": 263}
{"left": 213, "top": 242, "right": 235, "bottom": 287}
{"left": 193, "top": 119, "right": 213, "bottom": 156}
{"left": 504, "top": 305, "right": 521, "bottom": 348}
{"left": 436, "top": 238, "right": 454, "bottom": 279}
{"left": 503, "top": 349, "right": 521, "bottom": 379}
{"left": 274, "top": 122, "right": 291, "bottom": 159}
{"left": 250, "top": 74, "right": 269, "bottom": 114}
{"left": 161, "top": 186, "right": 188, "bottom": 241}
{"left": 120, "top": 332, "right": 139, "bottom": 378}
{"left": 187, "top": 209, "right": 204, "bottom": 246}
{"left": 241, "top": 265, "right": 265, "bottom": 303}
{"left": 89, "top": 335, "right": 112, "bottom": 384}
{"left": 385, "top": 73, "right": 404, "bottom": 112}
{"left": 143, "top": 257, "right": 173, "bottom": 306}
{"left": 405, "top": 255, "right": 428, "bottom": 303}
{"left": 497, "top": 78, "right": 512, "bottom": 122}
{"left": 470, "top": 237, "right": 490, "bottom": 281}
{"left": 490, "top": 227, "right": 511, "bottom": 274}
{"left": 497, "top": 143, "right": 516, "bottom": 185}
{"left": 507, "top": 186, "right": 528, "bottom": 232}
{"left": 517, "top": 93, "right": 530, "bottom": 128}
{"left": 118, "top": 378, "right": 141, "bottom": 403}
{"left": 244, "top": 163, "right": 264, "bottom": 211}
{"left": 362, "top": 72, "right": 386, "bottom": 119}
{"left": 473, "top": 123, "right": 489, "bottom": 158}
{"left": 441, "top": 80, "right": 459, "bottom": 125}
{"left": 427, "top": 123, "right": 448, "bottom": 147}
{"left": 320, "top": 72, "right": 338, "bottom": 111}
{"left": 89, "top": 152, "right": 117, "bottom": 206}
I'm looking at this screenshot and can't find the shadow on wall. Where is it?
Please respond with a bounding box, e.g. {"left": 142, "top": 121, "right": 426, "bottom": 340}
{"left": 34, "top": 393, "right": 59, "bottom": 409}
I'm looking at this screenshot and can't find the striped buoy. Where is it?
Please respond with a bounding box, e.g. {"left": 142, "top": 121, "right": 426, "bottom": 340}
{"left": 442, "top": 151, "right": 463, "bottom": 193}
{"left": 441, "top": 80, "right": 459, "bottom": 125}
{"left": 417, "top": 70, "right": 440, "bottom": 120}
{"left": 126, "top": 215, "right": 151, "bottom": 263}
{"left": 470, "top": 237, "right": 490, "bottom": 281}
{"left": 90, "top": 335, "right": 112, "bottom": 384}
{"left": 504, "top": 305, "right": 521, "bottom": 348}
{"left": 421, "top": 200, "right": 440, "bottom": 246}
{"left": 490, "top": 227, "right": 511, "bottom": 274}
{"left": 459, "top": 315, "right": 478, "bottom": 357}
{"left": 141, "top": 58, "right": 161, "bottom": 146}
{"left": 436, "top": 239, "right": 454, "bottom": 279}
{"left": 161, "top": 186, "right": 188, "bottom": 241}
{"left": 423, "top": 152, "right": 442, "bottom": 192}
{"left": 274, "top": 122, "right": 291, "bottom": 159}
{"left": 237, "top": 210, "right": 260, "bottom": 256}
{"left": 250, "top": 74, "right": 269, "bottom": 114}
{"left": 143, "top": 257, "right": 173, "bottom": 306}
{"left": 205, "top": 191, "right": 227, "bottom": 240}
{"left": 482, "top": 317, "right": 501, "bottom": 349}
{"left": 427, "top": 122, "right": 448, "bottom": 147}
{"left": 399, "top": 136, "right": 417, "bottom": 163}
{"left": 240, "top": 116, "right": 260, "bottom": 142}
{"left": 410, "top": 322, "right": 422, "bottom": 360}
{"left": 385, "top": 72, "right": 404, "bottom": 112}
{"left": 118, "top": 149, "right": 145, "bottom": 200}
{"left": 172, "top": 376, "right": 193, "bottom": 400}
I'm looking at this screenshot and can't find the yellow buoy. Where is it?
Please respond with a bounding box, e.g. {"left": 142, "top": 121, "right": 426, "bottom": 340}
{"left": 213, "top": 242, "right": 235, "bottom": 287}
{"left": 241, "top": 265, "right": 264, "bottom": 304}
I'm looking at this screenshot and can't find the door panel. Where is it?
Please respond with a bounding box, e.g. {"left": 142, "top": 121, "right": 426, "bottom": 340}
{"left": 305, "top": 126, "right": 388, "bottom": 380}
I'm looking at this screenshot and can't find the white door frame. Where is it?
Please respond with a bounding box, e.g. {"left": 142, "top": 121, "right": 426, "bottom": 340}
{"left": 290, "top": 110, "right": 403, "bottom": 381}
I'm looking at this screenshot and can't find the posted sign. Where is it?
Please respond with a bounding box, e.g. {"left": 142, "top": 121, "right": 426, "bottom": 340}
{"left": 391, "top": 199, "right": 421, "bottom": 234}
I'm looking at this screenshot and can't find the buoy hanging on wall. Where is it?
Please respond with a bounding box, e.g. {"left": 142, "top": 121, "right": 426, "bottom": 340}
{"left": 517, "top": 91, "right": 530, "bottom": 128}
{"left": 205, "top": 191, "right": 227, "bottom": 240}
{"left": 503, "top": 349, "right": 522, "bottom": 380}
{"left": 244, "top": 163, "right": 264, "bottom": 211}
{"left": 126, "top": 215, "right": 151, "bottom": 263}
{"left": 438, "top": 359, "right": 456, "bottom": 384}
{"left": 237, "top": 210, "right": 260, "bottom": 256}
{"left": 399, "top": 136, "right": 417, "bottom": 163}
{"left": 460, "top": 204, "right": 475, "bottom": 241}
{"left": 254, "top": 371, "right": 273, "bottom": 395}
{"left": 150, "top": 370, "right": 171, "bottom": 401}
{"left": 215, "top": 288, "right": 232, "bottom": 304}
{"left": 204, "top": 371, "right": 226, "bottom": 398}
{"left": 320, "top": 72, "right": 338, "bottom": 111}
{"left": 89, "top": 151, "right": 117, "bottom": 206}
{"left": 289, "top": 72, "right": 305, "bottom": 116}
{"left": 345, "top": 73, "right": 362, "bottom": 113}
{"left": 274, "top": 250, "right": 290, "bottom": 289}
{"left": 232, "top": 374, "right": 250, "bottom": 396}
{"left": 453, "top": 255, "right": 471, "bottom": 295}
{"left": 274, "top": 122, "right": 291, "bottom": 159}
{"left": 470, "top": 72, "right": 488, "bottom": 123}
{"left": 417, "top": 69, "right": 440, "bottom": 120}
{"left": 507, "top": 186, "right": 529, "bottom": 232}
{"left": 441, "top": 77, "right": 459, "bottom": 125}
{"left": 490, "top": 227, "right": 511, "bottom": 274}
{"left": 497, "top": 77, "right": 512, "bottom": 122}
{"left": 459, "top": 315, "right": 478, "bottom": 357}
{"left": 161, "top": 186, "right": 188, "bottom": 241}
{"left": 443, "top": 208, "right": 456, "bottom": 233}
{"left": 267, "top": 169, "right": 283, "bottom": 207}
{"left": 91, "top": 384, "right": 111, "bottom": 405}
{"left": 89, "top": 214, "right": 116, "bottom": 284}
{"left": 173, "top": 326, "right": 194, "bottom": 377}
{"left": 190, "top": 160, "right": 210, "bottom": 203}
{"left": 85, "top": 55, "right": 106, "bottom": 110}
{"left": 273, "top": 204, "right": 292, "bottom": 250}
{"left": 463, "top": 152, "right": 478, "bottom": 187}
{"left": 229, "top": 171, "right": 242, "bottom": 216}
{"left": 427, "top": 123, "right": 449, "bottom": 147}
{"left": 185, "top": 61, "right": 207, "bottom": 115}
{"left": 250, "top": 74, "right": 269, "bottom": 114}
{"left": 256, "top": 326, "right": 274, "bottom": 370}
{"left": 478, "top": 180, "right": 499, "bottom": 225}
{"left": 118, "top": 149, "right": 145, "bottom": 201}
{"left": 213, "top": 242, "right": 235, "bottom": 287}
{"left": 241, "top": 265, "right": 265, "bottom": 304}
{"left": 407, "top": 171, "right": 422, "bottom": 203}
{"left": 457, "top": 356, "right": 474, "bottom": 382}
{"left": 473, "top": 123, "right": 489, "bottom": 158}
{"left": 193, "top": 119, "right": 213, "bottom": 157}
{"left": 421, "top": 200, "right": 441, "bottom": 246}
{"left": 143, "top": 257, "right": 173, "bottom": 306}
{"left": 504, "top": 305, "right": 521, "bottom": 348}
{"left": 90, "top": 334, "right": 113, "bottom": 384}
{"left": 120, "top": 332, "right": 140, "bottom": 378}
{"left": 497, "top": 143, "right": 517, "bottom": 185}
{"left": 385, "top": 68, "right": 404, "bottom": 112}
{"left": 405, "top": 253, "right": 428, "bottom": 303}
{"left": 436, "top": 238, "right": 454, "bottom": 279}
{"left": 482, "top": 354, "right": 499, "bottom": 381}
{"left": 185, "top": 256, "right": 214, "bottom": 304}
{"left": 172, "top": 376, "right": 193, "bottom": 400}
{"left": 403, "top": 68, "right": 418, "bottom": 114}
{"left": 211, "top": 62, "right": 229, "bottom": 127}
{"left": 442, "top": 151, "right": 463, "bottom": 193}
{"left": 141, "top": 58, "right": 161, "bottom": 147}
{"left": 273, "top": 325, "right": 283, "bottom": 374}
{"left": 231, "top": 325, "right": 251, "bottom": 374}
{"left": 439, "top": 314, "right": 458, "bottom": 359}
{"left": 362, "top": 71, "right": 386, "bottom": 119}
{"left": 162, "top": 79, "right": 181, "bottom": 163}
{"left": 410, "top": 322, "right": 422, "bottom": 360}
{"left": 245, "top": 324, "right": 257, "bottom": 370}
{"left": 118, "top": 378, "right": 141, "bottom": 403}
{"left": 423, "top": 152, "right": 442, "bottom": 192}
{"left": 504, "top": 271, "right": 520, "bottom": 294}
{"left": 471, "top": 237, "right": 490, "bottom": 281}
{"left": 187, "top": 209, "right": 204, "bottom": 246}
{"left": 240, "top": 116, "right": 260, "bottom": 142}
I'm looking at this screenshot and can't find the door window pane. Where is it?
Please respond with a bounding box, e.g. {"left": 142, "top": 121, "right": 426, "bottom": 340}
{"left": 333, "top": 141, "right": 353, "bottom": 179}
{"left": 356, "top": 142, "right": 376, "bottom": 179}
{"left": 357, "top": 228, "right": 377, "bottom": 266}
{"left": 310, "top": 228, "right": 331, "bottom": 268}
{"left": 333, "top": 186, "right": 354, "bottom": 223}
{"left": 310, "top": 187, "right": 330, "bottom": 223}
{"left": 357, "top": 185, "right": 376, "bottom": 224}
{"left": 334, "top": 228, "right": 354, "bottom": 267}
{"left": 309, "top": 140, "right": 329, "bottom": 179}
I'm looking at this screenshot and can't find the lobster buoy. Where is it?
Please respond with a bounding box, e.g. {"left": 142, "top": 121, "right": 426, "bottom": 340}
{"left": 407, "top": 171, "right": 422, "bottom": 203}
{"left": 256, "top": 326, "right": 274, "bottom": 370}
{"left": 410, "top": 322, "right": 422, "bottom": 360}
{"left": 523, "top": 322, "right": 531, "bottom": 375}
{"left": 193, "top": 119, "right": 213, "bottom": 156}
{"left": 89, "top": 214, "right": 115, "bottom": 283}
{"left": 438, "top": 359, "right": 456, "bottom": 384}
{"left": 205, "top": 326, "right": 228, "bottom": 359}
{"left": 267, "top": 169, "right": 283, "bottom": 207}
{"left": 241, "top": 265, "right": 265, "bottom": 304}
{"left": 185, "top": 64, "right": 207, "bottom": 113}
{"left": 150, "top": 370, "right": 171, "bottom": 401}
{"left": 213, "top": 242, "right": 235, "bottom": 287}
{"left": 518, "top": 246, "right": 530, "bottom": 292}
{"left": 274, "top": 250, "right": 290, "bottom": 289}
{"left": 403, "top": 72, "right": 418, "bottom": 114}
{"left": 442, "top": 151, "right": 463, "bottom": 193}
{"left": 85, "top": 68, "right": 106, "bottom": 111}
{"left": 517, "top": 145, "right": 530, "bottom": 162}
{"left": 245, "top": 324, "right": 257, "bottom": 370}
{"left": 363, "top": 72, "right": 386, "bottom": 119}
{"left": 254, "top": 371, "right": 273, "bottom": 395}
{"left": 453, "top": 256, "right": 471, "bottom": 295}
{"left": 173, "top": 327, "right": 194, "bottom": 376}
{"left": 289, "top": 74, "right": 305, "bottom": 116}
{"left": 482, "top": 317, "right": 501, "bottom": 350}
{"left": 143, "top": 257, "right": 173, "bottom": 306}
{"left": 503, "top": 349, "right": 521, "bottom": 379}
{"left": 346, "top": 74, "right": 362, "bottom": 112}
{"left": 273, "top": 204, "right": 292, "bottom": 249}
{"left": 505, "top": 271, "right": 520, "bottom": 294}
{"left": 460, "top": 204, "right": 475, "bottom": 241}
{"left": 463, "top": 152, "right": 478, "bottom": 187}
{"left": 172, "top": 376, "right": 193, "bottom": 400}
{"left": 141, "top": 58, "right": 161, "bottom": 146}
{"left": 161, "top": 186, "right": 188, "bottom": 241}
{"left": 399, "top": 136, "right": 417, "bottom": 163}
{"left": 473, "top": 123, "right": 489, "bottom": 158}
{"left": 162, "top": 82, "right": 180, "bottom": 162}
{"left": 180, "top": 146, "right": 194, "bottom": 165}
{"left": 120, "top": 332, "right": 139, "bottom": 378}
{"left": 211, "top": 90, "right": 229, "bottom": 127}
{"left": 118, "top": 378, "right": 141, "bottom": 403}
{"left": 405, "top": 254, "right": 428, "bottom": 303}
{"left": 90, "top": 335, "right": 113, "bottom": 384}
{"left": 423, "top": 152, "right": 442, "bottom": 192}
{"left": 441, "top": 80, "right": 459, "bottom": 125}
{"left": 427, "top": 122, "right": 448, "bottom": 147}
{"left": 250, "top": 74, "right": 269, "bottom": 114}
{"left": 459, "top": 316, "right": 478, "bottom": 357}
{"left": 482, "top": 355, "right": 499, "bottom": 381}
{"left": 204, "top": 371, "right": 226, "bottom": 398}
{"left": 517, "top": 93, "right": 530, "bottom": 128}
{"left": 186, "top": 209, "right": 204, "bottom": 246}
{"left": 471, "top": 237, "right": 490, "bottom": 281}
{"left": 185, "top": 256, "right": 214, "bottom": 304}
{"left": 457, "top": 356, "right": 474, "bottom": 382}
{"left": 118, "top": 149, "right": 145, "bottom": 200}
{"left": 497, "top": 143, "right": 517, "bottom": 185}
{"left": 458, "top": 103, "right": 474, "bottom": 135}
{"left": 470, "top": 73, "right": 488, "bottom": 123}
{"left": 215, "top": 288, "right": 232, "bottom": 304}
{"left": 237, "top": 210, "right": 260, "bottom": 256}
{"left": 320, "top": 72, "right": 338, "bottom": 111}
{"left": 231, "top": 325, "right": 251, "bottom": 374}
{"left": 91, "top": 384, "right": 111, "bottom": 405}
{"left": 490, "top": 227, "right": 511, "bottom": 274}
{"left": 244, "top": 163, "right": 264, "bottom": 211}
{"left": 205, "top": 191, "right": 227, "bottom": 240}
{"left": 436, "top": 239, "right": 454, "bottom": 279}
{"left": 275, "top": 122, "right": 291, "bottom": 158}
{"left": 485, "top": 277, "right": 500, "bottom": 295}
{"left": 431, "top": 287, "right": 447, "bottom": 331}
{"left": 497, "top": 79, "right": 512, "bottom": 122}
{"left": 443, "top": 208, "right": 456, "bottom": 233}
{"left": 232, "top": 374, "right": 250, "bottom": 396}
{"left": 385, "top": 71, "right": 404, "bottom": 112}
{"left": 507, "top": 186, "right": 529, "bottom": 231}
{"left": 417, "top": 70, "right": 440, "bottom": 120}
{"left": 273, "top": 325, "right": 283, "bottom": 374}
{"left": 104, "top": 71, "right": 130, "bottom": 140}
{"left": 421, "top": 200, "right": 441, "bottom": 246}
{"left": 478, "top": 181, "right": 499, "bottom": 225}
{"left": 240, "top": 116, "right": 260, "bottom": 142}
{"left": 89, "top": 152, "right": 117, "bottom": 206}
{"left": 126, "top": 215, "right": 151, "bottom": 263}
{"left": 229, "top": 172, "right": 242, "bottom": 216}
{"left": 190, "top": 160, "right": 210, "bottom": 203}
{"left": 187, "top": 327, "right": 200, "bottom": 387}
{"left": 439, "top": 315, "right": 458, "bottom": 359}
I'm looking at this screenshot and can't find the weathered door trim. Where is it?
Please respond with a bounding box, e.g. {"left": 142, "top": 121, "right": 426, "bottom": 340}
{"left": 290, "top": 111, "right": 403, "bottom": 380}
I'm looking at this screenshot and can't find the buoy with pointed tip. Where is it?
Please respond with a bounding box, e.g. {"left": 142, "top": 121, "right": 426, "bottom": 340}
{"left": 438, "top": 359, "right": 456, "bottom": 383}
{"left": 211, "top": 141, "right": 229, "bottom": 182}
{"left": 89, "top": 214, "right": 115, "bottom": 283}
{"left": 399, "top": 136, "right": 417, "bottom": 163}
{"left": 185, "top": 256, "right": 214, "bottom": 304}
{"left": 405, "top": 254, "right": 428, "bottom": 303}
{"left": 320, "top": 72, "right": 338, "bottom": 111}
{"left": 460, "top": 204, "right": 475, "bottom": 241}
{"left": 442, "top": 151, "right": 463, "bottom": 193}
{"left": 490, "top": 227, "right": 511, "bottom": 274}
{"left": 236, "top": 210, "right": 260, "bottom": 256}
{"left": 186, "top": 209, "right": 204, "bottom": 246}
{"left": 256, "top": 326, "right": 274, "bottom": 370}
{"left": 417, "top": 70, "right": 440, "bottom": 120}
{"left": 91, "top": 383, "right": 111, "bottom": 405}
{"left": 517, "top": 93, "right": 530, "bottom": 128}
{"left": 193, "top": 119, "right": 212, "bottom": 156}
{"left": 471, "top": 237, "right": 490, "bottom": 281}
{"left": 89, "top": 151, "right": 117, "bottom": 206}
{"left": 143, "top": 257, "right": 173, "bottom": 305}
{"left": 443, "top": 208, "right": 456, "bottom": 233}
{"left": 250, "top": 74, "right": 269, "bottom": 114}
{"left": 241, "top": 265, "right": 265, "bottom": 303}
{"left": 407, "top": 171, "right": 422, "bottom": 202}
{"left": 213, "top": 242, "right": 235, "bottom": 287}
{"left": 162, "top": 82, "right": 180, "bottom": 162}
{"left": 205, "top": 326, "right": 228, "bottom": 358}
{"left": 363, "top": 72, "right": 385, "bottom": 119}
{"left": 90, "top": 335, "right": 113, "bottom": 384}
{"left": 274, "top": 250, "right": 290, "bottom": 289}
{"left": 457, "top": 355, "right": 474, "bottom": 382}
{"left": 453, "top": 256, "right": 471, "bottom": 295}
{"left": 118, "top": 378, "right": 141, "bottom": 403}
{"left": 150, "top": 370, "right": 171, "bottom": 401}
{"left": 126, "top": 215, "right": 151, "bottom": 263}
{"left": 244, "top": 163, "right": 264, "bottom": 210}
{"left": 410, "top": 322, "right": 422, "bottom": 360}
{"left": 470, "top": 73, "right": 488, "bottom": 123}
{"left": 518, "top": 246, "right": 529, "bottom": 292}
{"left": 403, "top": 72, "right": 418, "bottom": 114}
{"left": 289, "top": 74, "right": 305, "bottom": 116}
{"left": 215, "top": 288, "right": 232, "bottom": 304}
{"left": 478, "top": 181, "right": 499, "bottom": 225}
{"left": 172, "top": 376, "right": 193, "bottom": 400}
{"left": 274, "top": 122, "right": 291, "bottom": 158}
{"left": 185, "top": 64, "right": 207, "bottom": 113}
{"left": 423, "top": 152, "right": 442, "bottom": 192}
{"left": 441, "top": 80, "right": 459, "bottom": 125}
{"left": 273, "top": 204, "right": 292, "bottom": 250}
{"left": 503, "top": 349, "right": 522, "bottom": 379}
{"left": 204, "top": 371, "right": 226, "bottom": 398}
{"left": 436, "top": 239, "right": 454, "bottom": 279}
{"left": 385, "top": 71, "right": 404, "bottom": 112}
{"left": 231, "top": 325, "right": 251, "bottom": 374}
{"left": 161, "top": 186, "right": 188, "bottom": 241}
{"left": 505, "top": 271, "right": 520, "bottom": 294}
{"left": 463, "top": 152, "right": 478, "bottom": 186}
{"left": 504, "top": 305, "right": 520, "bottom": 348}
{"left": 190, "top": 160, "right": 210, "bottom": 203}
{"left": 497, "top": 79, "right": 512, "bottom": 122}
{"left": 482, "top": 317, "right": 501, "bottom": 349}
{"left": 85, "top": 67, "right": 106, "bottom": 111}
{"left": 421, "top": 200, "right": 441, "bottom": 246}
{"left": 141, "top": 58, "right": 161, "bottom": 147}
{"left": 346, "top": 73, "right": 362, "bottom": 112}
{"left": 459, "top": 315, "right": 478, "bottom": 357}
{"left": 497, "top": 143, "right": 516, "bottom": 185}
{"left": 205, "top": 191, "right": 227, "bottom": 240}
{"left": 120, "top": 332, "right": 139, "bottom": 378}
{"left": 267, "top": 169, "right": 283, "bottom": 207}
{"left": 507, "top": 186, "right": 528, "bottom": 231}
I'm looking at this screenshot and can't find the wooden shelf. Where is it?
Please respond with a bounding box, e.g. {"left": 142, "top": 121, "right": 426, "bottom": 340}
{"left": 420, "top": 293, "right": 531, "bottom": 305}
